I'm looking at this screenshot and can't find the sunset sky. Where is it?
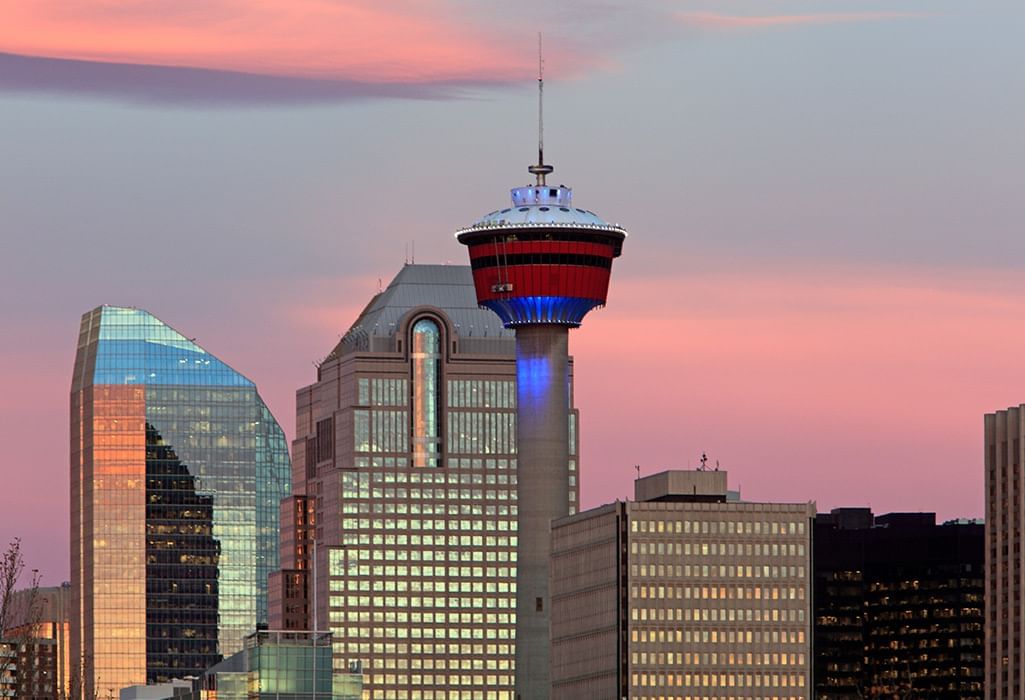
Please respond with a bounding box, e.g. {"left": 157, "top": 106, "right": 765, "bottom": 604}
{"left": 1, "top": 0, "right": 1022, "bottom": 585}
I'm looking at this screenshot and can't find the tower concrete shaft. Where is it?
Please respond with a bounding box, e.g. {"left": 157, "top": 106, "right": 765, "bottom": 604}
{"left": 457, "top": 163, "right": 627, "bottom": 700}
{"left": 514, "top": 325, "right": 570, "bottom": 699}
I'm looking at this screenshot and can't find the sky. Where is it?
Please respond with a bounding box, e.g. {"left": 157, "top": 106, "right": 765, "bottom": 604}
{"left": 1, "top": 0, "right": 1023, "bottom": 586}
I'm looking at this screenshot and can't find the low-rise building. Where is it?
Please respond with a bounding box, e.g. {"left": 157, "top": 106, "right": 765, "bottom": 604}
{"left": 188, "top": 630, "right": 362, "bottom": 700}
{"left": 551, "top": 469, "right": 814, "bottom": 699}
{"left": 0, "top": 637, "right": 58, "bottom": 700}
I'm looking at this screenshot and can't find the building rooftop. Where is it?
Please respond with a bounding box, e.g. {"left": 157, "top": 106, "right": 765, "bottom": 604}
{"left": 75, "top": 305, "right": 255, "bottom": 388}
{"left": 472, "top": 184, "right": 610, "bottom": 226}
{"left": 634, "top": 470, "right": 729, "bottom": 503}
{"left": 325, "top": 264, "right": 513, "bottom": 361}
{"left": 455, "top": 183, "right": 628, "bottom": 238}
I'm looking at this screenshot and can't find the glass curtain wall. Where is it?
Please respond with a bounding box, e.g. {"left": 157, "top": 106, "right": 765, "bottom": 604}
{"left": 71, "top": 306, "right": 291, "bottom": 692}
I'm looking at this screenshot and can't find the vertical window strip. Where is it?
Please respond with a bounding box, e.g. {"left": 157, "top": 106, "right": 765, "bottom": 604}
{"left": 412, "top": 319, "right": 441, "bottom": 467}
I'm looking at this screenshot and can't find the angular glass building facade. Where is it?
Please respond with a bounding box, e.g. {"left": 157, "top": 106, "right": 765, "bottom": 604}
{"left": 70, "top": 306, "right": 291, "bottom": 696}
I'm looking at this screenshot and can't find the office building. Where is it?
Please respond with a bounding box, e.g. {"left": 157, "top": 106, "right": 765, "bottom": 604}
{"left": 985, "top": 406, "right": 1025, "bottom": 699}
{"left": 122, "top": 632, "right": 362, "bottom": 700}
{"left": 814, "top": 508, "right": 984, "bottom": 699}
{"left": 456, "top": 121, "right": 627, "bottom": 698}
{"left": 551, "top": 470, "right": 814, "bottom": 699}
{"left": 0, "top": 637, "right": 58, "bottom": 700}
{"left": 2, "top": 583, "right": 71, "bottom": 698}
{"left": 70, "top": 306, "right": 291, "bottom": 696}
{"left": 186, "top": 630, "right": 362, "bottom": 700}
{"left": 268, "top": 264, "right": 580, "bottom": 698}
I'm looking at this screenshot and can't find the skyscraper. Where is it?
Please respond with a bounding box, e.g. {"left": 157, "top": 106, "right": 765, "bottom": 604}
{"left": 985, "top": 405, "right": 1025, "bottom": 699}
{"left": 550, "top": 470, "right": 814, "bottom": 699}
{"left": 268, "top": 264, "right": 580, "bottom": 699}
{"left": 455, "top": 111, "right": 627, "bottom": 699}
{"left": 70, "top": 306, "right": 291, "bottom": 695}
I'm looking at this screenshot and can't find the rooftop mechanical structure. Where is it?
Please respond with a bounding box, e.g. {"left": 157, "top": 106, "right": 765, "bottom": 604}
{"left": 456, "top": 71, "right": 628, "bottom": 697}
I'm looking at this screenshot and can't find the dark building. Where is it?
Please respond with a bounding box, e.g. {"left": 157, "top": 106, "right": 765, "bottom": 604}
{"left": 814, "top": 509, "right": 984, "bottom": 699}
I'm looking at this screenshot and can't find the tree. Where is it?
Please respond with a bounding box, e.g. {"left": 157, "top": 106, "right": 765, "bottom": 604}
{"left": 1, "top": 537, "right": 41, "bottom": 696}
{"left": 1, "top": 539, "right": 97, "bottom": 699}
{"left": 1, "top": 537, "right": 40, "bottom": 634}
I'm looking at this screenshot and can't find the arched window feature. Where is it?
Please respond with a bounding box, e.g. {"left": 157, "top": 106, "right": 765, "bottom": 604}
{"left": 411, "top": 318, "right": 441, "bottom": 467}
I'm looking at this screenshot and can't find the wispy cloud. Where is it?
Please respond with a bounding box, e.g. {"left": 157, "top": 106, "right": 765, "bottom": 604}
{"left": 677, "top": 11, "right": 925, "bottom": 30}
{"left": 0, "top": 52, "right": 496, "bottom": 105}
{"left": 0, "top": 0, "right": 591, "bottom": 103}
{"left": 0, "top": 1, "right": 533, "bottom": 82}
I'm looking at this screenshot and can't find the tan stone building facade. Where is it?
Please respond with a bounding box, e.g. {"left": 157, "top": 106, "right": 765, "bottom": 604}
{"left": 269, "top": 265, "right": 580, "bottom": 699}
{"left": 551, "top": 470, "right": 813, "bottom": 700}
{"left": 985, "top": 405, "right": 1025, "bottom": 699}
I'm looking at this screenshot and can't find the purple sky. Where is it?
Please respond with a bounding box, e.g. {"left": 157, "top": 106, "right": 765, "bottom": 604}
{"left": 1, "top": 0, "right": 1023, "bottom": 585}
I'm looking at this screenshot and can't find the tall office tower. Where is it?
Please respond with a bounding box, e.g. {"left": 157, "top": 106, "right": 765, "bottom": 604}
{"left": 269, "top": 264, "right": 580, "bottom": 699}
{"left": 814, "top": 509, "right": 984, "bottom": 699}
{"left": 70, "top": 306, "right": 291, "bottom": 696}
{"left": 551, "top": 470, "right": 814, "bottom": 700}
{"left": 456, "top": 119, "right": 626, "bottom": 700}
{"left": 985, "top": 405, "right": 1025, "bottom": 699}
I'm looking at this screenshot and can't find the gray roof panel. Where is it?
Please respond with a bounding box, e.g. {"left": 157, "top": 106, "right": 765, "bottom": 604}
{"left": 325, "top": 265, "right": 513, "bottom": 361}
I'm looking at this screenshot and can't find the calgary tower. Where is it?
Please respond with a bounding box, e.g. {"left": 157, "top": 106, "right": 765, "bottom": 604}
{"left": 455, "top": 47, "right": 628, "bottom": 699}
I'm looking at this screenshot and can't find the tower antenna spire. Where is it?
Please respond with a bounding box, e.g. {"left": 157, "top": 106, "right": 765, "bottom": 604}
{"left": 527, "top": 32, "right": 554, "bottom": 186}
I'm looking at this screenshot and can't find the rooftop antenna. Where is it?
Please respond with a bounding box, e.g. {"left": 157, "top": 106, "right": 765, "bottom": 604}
{"left": 634, "top": 464, "right": 641, "bottom": 481}
{"left": 527, "top": 32, "right": 554, "bottom": 186}
{"left": 698, "top": 452, "right": 709, "bottom": 471}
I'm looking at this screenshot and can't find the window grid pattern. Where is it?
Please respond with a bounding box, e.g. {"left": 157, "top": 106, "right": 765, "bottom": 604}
{"left": 330, "top": 457, "right": 521, "bottom": 699}
{"left": 296, "top": 309, "right": 579, "bottom": 700}
{"left": 625, "top": 509, "right": 813, "bottom": 700}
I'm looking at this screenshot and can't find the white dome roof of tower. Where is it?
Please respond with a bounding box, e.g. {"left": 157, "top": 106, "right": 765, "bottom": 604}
{"left": 474, "top": 204, "right": 610, "bottom": 228}
{"left": 462, "top": 184, "right": 626, "bottom": 233}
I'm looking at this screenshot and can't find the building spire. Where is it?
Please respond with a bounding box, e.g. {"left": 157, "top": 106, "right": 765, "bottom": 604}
{"left": 527, "top": 32, "right": 554, "bottom": 186}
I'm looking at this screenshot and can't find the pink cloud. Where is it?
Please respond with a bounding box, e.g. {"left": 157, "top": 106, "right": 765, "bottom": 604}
{"left": 0, "top": 1, "right": 566, "bottom": 84}
{"left": 677, "top": 11, "right": 925, "bottom": 30}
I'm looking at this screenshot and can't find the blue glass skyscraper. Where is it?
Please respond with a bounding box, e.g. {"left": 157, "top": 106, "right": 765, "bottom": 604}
{"left": 70, "top": 306, "right": 291, "bottom": 695}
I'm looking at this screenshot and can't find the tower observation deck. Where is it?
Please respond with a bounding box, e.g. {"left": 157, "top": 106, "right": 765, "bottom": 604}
{"left": 455, "top": 184, "right": 627, "bottom": 327}
{"left": 456, "top": 152, "right": 627, "bottom": 698}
